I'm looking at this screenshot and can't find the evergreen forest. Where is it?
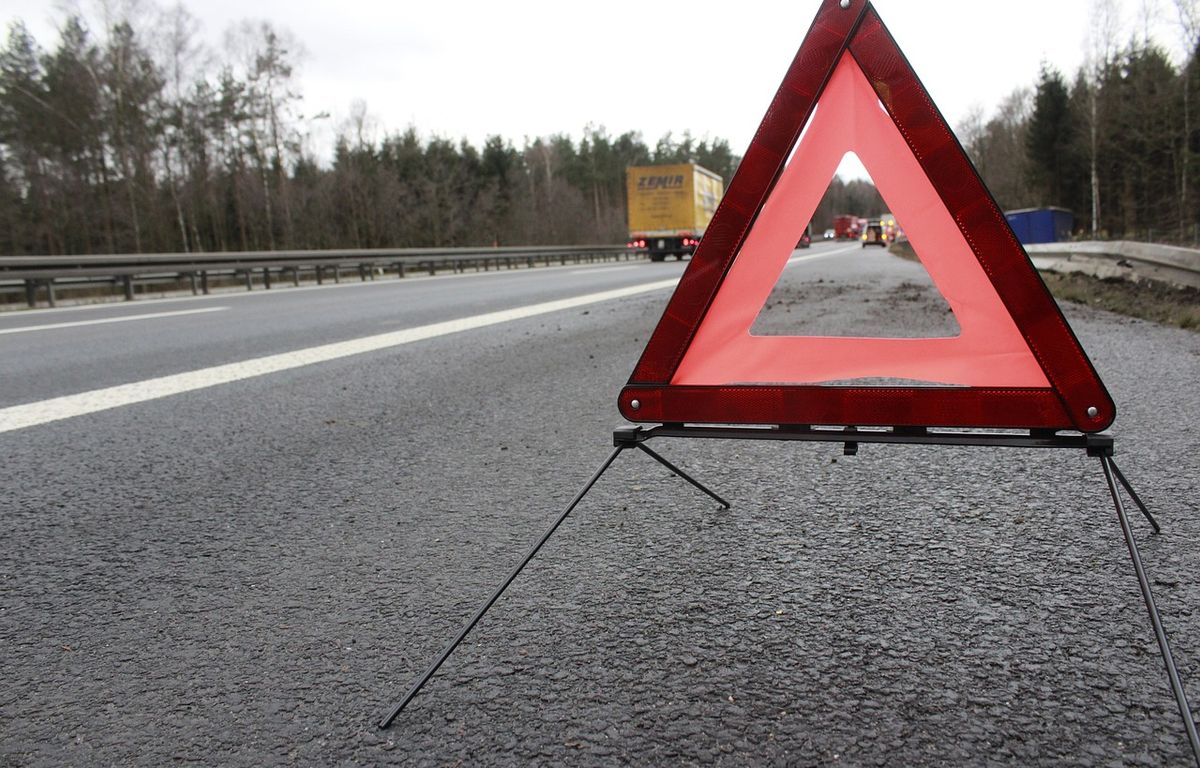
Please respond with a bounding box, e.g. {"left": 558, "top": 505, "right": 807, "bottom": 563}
{"left": 1, "top": 1, "right": 1198, "bottom": 255}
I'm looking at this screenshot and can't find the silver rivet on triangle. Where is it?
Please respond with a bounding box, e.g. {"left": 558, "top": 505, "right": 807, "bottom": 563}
{"left": 840, "top": 0, "right": 851, "bottom": 8}
{"left": 1087, "top": 406, "right": 1099, "bottom": 418}
{"left": 631, "top": 400, "right": 641, "bottom": 411}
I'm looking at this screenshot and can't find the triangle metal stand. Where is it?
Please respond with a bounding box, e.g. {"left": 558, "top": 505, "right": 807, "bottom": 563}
{"left": 377, "top": 424, "right": 1199, "bottom": 767}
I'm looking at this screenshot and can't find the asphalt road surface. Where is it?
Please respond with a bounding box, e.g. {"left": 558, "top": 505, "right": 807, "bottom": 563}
{"left": 2, "top": 241, "right": 1198, "bottom": 766}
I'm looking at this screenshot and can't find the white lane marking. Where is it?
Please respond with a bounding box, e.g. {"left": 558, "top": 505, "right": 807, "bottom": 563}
{"left": 0, "top": 306, "right": 228, "bottom": 336}
{"left": 0, "top": 259, "right": 654, "bottom": 318}
{"left": 786, "top": 244, "right": 859, "bottom": 265}
{"left": 0, "top": 278, "right": 680, "bottom": 434}
{"left": 569, "top": 266, "right": 640, "bottom": 275}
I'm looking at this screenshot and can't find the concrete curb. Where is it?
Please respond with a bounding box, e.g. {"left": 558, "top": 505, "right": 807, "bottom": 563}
{"left": 1026, "top": 241, "right": 1200, "bottom": 289}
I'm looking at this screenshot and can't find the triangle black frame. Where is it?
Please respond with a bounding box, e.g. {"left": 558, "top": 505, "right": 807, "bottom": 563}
{"left": 377, "top": 427, "right": 1200, "bottom": 765}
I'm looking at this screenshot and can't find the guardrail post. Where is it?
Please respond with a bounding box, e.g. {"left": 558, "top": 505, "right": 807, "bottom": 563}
{"left": 334, "top": 265, "right": 341, "bottom": 283}
{"left": 396, "top": 262, "right": 405, "bottom": 278}
{"left": 24, "top": 279, "right": 36, "bottom": 308}
{"left": 244, "top": 270, "right": 253, "bottom": 291}
{"left": 44, "top": 279, "right": 56, "bottom": 307}
{"left": 263, "top": 267, "right": 272, "bottom": 289}
{"left": 201, "top": 271, "right": 209, "bottom": 295}
{"left": 188, "top": 272, "right": 198, "bottom": 295}
{"left": 123, "top": 275, "right": 134, "bottom": 301}
{"left": 291, "top": 267, "right": 300, "bottom": 287}
{"left": 316, "top": 266, "right": 324, "bottom": 285}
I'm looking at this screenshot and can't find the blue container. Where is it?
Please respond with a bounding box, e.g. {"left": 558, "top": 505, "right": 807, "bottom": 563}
{"left": 1004, "top": 207, "right": 1074, "bottom": 245}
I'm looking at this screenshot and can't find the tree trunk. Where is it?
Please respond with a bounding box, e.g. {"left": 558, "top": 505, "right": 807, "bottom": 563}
{"left": 160, "top": 145, "right": 189, "bottom": 252}
{"left": 1090, "top": 85, "right": 1101, "bottom": 237}
{"left": 1183, "top": 64, "right": 1191, "bottom": 241}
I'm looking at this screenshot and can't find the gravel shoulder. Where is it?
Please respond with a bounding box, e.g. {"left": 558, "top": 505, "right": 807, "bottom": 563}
{"left": 889, "top": 238, "right": 1200, "bottom": 332}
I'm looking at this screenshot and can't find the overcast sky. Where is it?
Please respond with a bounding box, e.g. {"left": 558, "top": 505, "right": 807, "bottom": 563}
{"left": 1, "top": 0, "right": 1190, "bottom": 171}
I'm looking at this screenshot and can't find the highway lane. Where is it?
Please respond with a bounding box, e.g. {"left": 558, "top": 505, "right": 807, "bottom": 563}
{"left": 0, "top": 256, "right": 690, "bottom": 409}
{"left": 2, "top": 241, "right": 1198, "bottom": 765}
{"left": 0, "top": 241, "right": 854, "bottom": 418}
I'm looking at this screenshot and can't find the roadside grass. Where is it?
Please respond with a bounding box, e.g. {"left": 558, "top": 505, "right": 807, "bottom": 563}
{"left": 887, "top": 239, "right": 1200, "bottom": 332}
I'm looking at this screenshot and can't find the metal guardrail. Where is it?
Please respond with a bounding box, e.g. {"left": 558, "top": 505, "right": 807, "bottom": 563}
{"left": 7, "top": 240, "right": 1191, "bottom": 310}
{"left": 0, "top": 245, "right": 646, "bottom": 308}
{"left": 1026, "top": 241, "right": 1200, "bottom": 290}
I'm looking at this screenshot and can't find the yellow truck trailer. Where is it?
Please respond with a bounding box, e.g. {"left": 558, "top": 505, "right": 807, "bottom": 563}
{"left": 626, "top": 163, "right": 724, "bottom": 261}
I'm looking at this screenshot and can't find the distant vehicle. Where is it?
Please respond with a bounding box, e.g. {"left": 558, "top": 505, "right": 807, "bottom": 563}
{"left": 822, "top": 228, "right": 835, "bottom": 240}
{"left": 797, "top": 223, "right": 812, "bottom": 248}
{"left": 1005, "top": 207, "right": 1073, "bottom": 245}
{"left": 626, "top": 163, "right": 724, "bottom": 261}
{"left": 832, "top": 214, "right": 857, "bottom": 240}
{"left": 861, "top": 220, "right": 887, "bottom": 247}
{"left": 879, "top": 212, "right": 902, "bottom": 242}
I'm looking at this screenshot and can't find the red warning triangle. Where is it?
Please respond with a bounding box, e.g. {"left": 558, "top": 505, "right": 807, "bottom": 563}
{"left": 619, "top": 0, "right": 1114, "bottom": 432}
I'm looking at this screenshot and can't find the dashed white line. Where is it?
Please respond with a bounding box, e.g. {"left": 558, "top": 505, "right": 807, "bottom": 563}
{"left": 569, "top": 266, "right": 640, "bottom": 275}
{"left": 0, "top": 306, "right": 228, "bottom": 335}
{"left": 0, "top": 258, "right": 660, "bottom": 318}
{"left": 786, "top": 244, "right": 859, "bottom": 265}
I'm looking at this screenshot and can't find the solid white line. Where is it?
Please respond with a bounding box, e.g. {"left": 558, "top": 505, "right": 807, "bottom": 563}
{"left": 0, "top": 278, "right": 679, "bottom": 434}
{"left": 0, "top": 306, "right": 227, "bottom": 335}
